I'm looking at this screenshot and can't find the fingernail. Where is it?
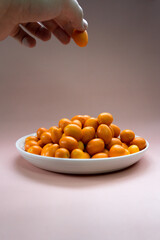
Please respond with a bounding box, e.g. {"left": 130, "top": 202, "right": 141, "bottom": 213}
{"left": 22, "top": 37, "right": 30, "bottom": 47}
{"left": 83, "top": 19, "right": 88, "bottom": 29}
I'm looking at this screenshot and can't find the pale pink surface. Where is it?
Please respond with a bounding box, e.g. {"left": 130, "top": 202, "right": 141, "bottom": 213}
{"left": 0, "top": 0, "right": 160, "bottom": 239}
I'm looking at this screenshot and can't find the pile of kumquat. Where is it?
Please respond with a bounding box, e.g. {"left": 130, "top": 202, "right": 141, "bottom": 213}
{"left": 24, "top": 113, "right": 147, "bottom": 159}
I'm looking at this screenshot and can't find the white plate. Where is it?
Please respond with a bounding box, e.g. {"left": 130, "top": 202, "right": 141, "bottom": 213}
{"left": 16, "top": 133, "right": 149, "bottom": 175}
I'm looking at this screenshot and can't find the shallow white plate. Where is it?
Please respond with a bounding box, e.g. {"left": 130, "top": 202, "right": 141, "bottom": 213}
{"left": 16, "top": 133, "right": 149, "bottom": 175}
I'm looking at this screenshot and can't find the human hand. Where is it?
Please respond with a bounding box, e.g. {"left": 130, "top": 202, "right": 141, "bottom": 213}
{"left": 0, "top": 0, "right": 88, "bottom": 47}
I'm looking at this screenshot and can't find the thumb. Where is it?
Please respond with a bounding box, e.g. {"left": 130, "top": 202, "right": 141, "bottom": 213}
{"left": 64, "top": 0, "right": 88, "bottom": 31}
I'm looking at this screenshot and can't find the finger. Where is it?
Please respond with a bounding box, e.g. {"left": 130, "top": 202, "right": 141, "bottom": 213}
{"left": 65, "top": 0, "right": 88, "bottom": 31}
{"left": 54, "top": 16, "right": 73, "bottom": 37}
{"left": 10, "top": 25, "right": 36, "bottom": 47}
{"left": 22, "top": 22, "right": 51, "bottom": 41}
{"left": 42, "top": 20, "right": 70, "bottom": 44}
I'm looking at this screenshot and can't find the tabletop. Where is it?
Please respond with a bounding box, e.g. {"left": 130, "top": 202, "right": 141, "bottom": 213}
{"left": 1, "top": 124, "right": 159, "bottom": 240}
{"left": 0, "top": 0, "right": 160, "bottom": 239}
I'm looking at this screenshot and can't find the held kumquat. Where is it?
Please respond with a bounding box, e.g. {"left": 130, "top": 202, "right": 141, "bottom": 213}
{"left": 72, "top": 30, "right": 88, "bottom": 47}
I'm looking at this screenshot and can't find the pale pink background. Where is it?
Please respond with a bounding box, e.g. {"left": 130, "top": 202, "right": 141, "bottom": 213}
{"left": 0, "top": 0, "right": 160, "bottom": 239}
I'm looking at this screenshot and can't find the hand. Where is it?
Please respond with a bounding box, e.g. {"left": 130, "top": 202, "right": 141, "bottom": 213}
{"left": 0, "top": 0, "right": 88, "bottom": 47}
